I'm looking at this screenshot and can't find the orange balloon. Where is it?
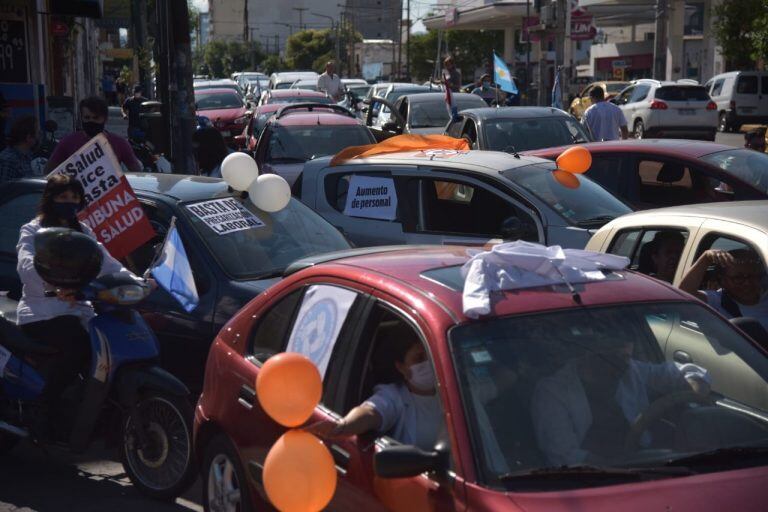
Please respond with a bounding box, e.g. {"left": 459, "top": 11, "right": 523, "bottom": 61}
{"left": 264, "top": 430, "right": 337, "bottom": 512}
{"left": 256, "top": 353, "right": 322, "bottom": 427}
{"left": 553, "top": 170, "right": 581, "bottom": 189}
{"left": 555, "top": 145, "right": 592, "bottom": 174}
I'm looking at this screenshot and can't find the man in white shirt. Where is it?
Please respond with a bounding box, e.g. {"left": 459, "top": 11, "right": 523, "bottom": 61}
{"left": 317, "top": 61, "right": 342, "bottom": 102}
{"left": 582, "top": 86, "right": 628, "bottom": 141}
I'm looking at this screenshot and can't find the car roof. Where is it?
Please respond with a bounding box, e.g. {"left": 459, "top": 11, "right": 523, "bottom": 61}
{"left": 268, "top": 89, "right": 327, "bottom": 97}
{"left": 194, "top": 80, "right": 238, "bottom": 87}
{"left": 404, "top": 92, "right": 484, "bottom": 104}
{"left": 461, "top": 106, "right": 572, "bottom": 119}
{"left": 525, "top": 138, "right": 735, "bottom": 159}
{"left": 273, "top": 110, "right": 364, "bottom": 127}
{"left": 603, "top": 200, "right": 768, "bottom": 233}
{"left": 292, "top": 246, "right": 692, "bottom": 322}
{"left": 194, "top": 87, "right": 241, "bottom": 96}
{"left": 255, "top": 104, "right": 283, "bottom": 114}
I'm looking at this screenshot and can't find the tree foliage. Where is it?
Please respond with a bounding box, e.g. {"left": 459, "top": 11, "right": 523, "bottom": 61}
{"left": 713, "top": 0, "right": 768, "bottom": 70}
{"left": 261, "top": 55, "right": 286, "bottom": 75}
{"left": 198, "top": 40, "right": 264, "bottom": 77}
{"left": 285, "top": 29, "right": 335, "bottom": 71}
{"left": 408, "top": 29, "right": 504, "bottom": 82}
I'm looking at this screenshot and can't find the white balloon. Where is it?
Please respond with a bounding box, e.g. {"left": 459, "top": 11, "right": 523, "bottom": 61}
{"left": 221, "top": 152, "right": 258, "bottom": 191}
{"left": 248, "top": 174, "right": 291, "bottom": 213}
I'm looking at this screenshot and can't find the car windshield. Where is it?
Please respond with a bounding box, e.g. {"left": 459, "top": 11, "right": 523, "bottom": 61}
{"left": 409, "top": 97, "right": 485, "bottom": 128}
{"left": 699, "top": 149, "right": 768, "bottom": 194}
{"left": 654, "top": 86, "right": 710, "bottom": 101}
{"left": 183, "top": 196, "right": 349, "bottom": 279}
{"left": 502, "top": 163, "right": 631, "bottom": 226}
{"left": 266, "top": 124, "right": 372, "bottom": 163}
{"left": 196, "top": 92, "right": 243, "bottom": 110}
{"left": 450, "top": 302, "right": 768, "bottom": 490}
{"left": 483, "top": 117, "right": 592, "bottom": 152}
{"left": 268, "top": 96, "right": 332, "bottom": 105}
{"left": 606, "top": 83, "right": 628, "bottom": 93}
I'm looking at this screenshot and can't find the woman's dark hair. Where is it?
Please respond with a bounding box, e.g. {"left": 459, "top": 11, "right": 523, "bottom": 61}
{"left": 39, "top": 174, "right": 86, "bottom": 230}
{"left": 371, "top": 321, "right": 421, "bottom": 384}
{"left": 79, "top": 96, "right": 109, "bottom": 119}
{"left": 8, "top": 115, "right": 37, "bottom": 146}
{"left": 192, "top": 127, "right": 229, "bottom": 175}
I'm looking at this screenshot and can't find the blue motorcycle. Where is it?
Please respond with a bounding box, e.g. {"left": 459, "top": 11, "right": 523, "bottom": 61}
{"left": 0, "top": 232, "right": 196, "bottom": 500}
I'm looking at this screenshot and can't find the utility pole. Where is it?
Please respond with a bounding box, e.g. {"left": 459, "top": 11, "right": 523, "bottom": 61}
{"left": 274, "top": 34, "right": 280, "bottom": 56}
{"left": 131, "top": 0, "right": 152, "bottom": 97}
{"left": 653, "top": 0, "right": 667, "bottom": 80}
{"left": 293, "top": 7, "right": 307, "bottom": 30}
{"left": 243, "top": 0, "right": 249, "bottom": 41}
{"left": 406, "top": 0, "right": 411, "bottom": 79}
{"left": 396, "top": 0, "right": 403, "bottom": 80}
{"left": 525, "top": 0, "right": 531, "bottom": 105}
{"left": 261, "top": 35, "right": 270, "bottom": 55}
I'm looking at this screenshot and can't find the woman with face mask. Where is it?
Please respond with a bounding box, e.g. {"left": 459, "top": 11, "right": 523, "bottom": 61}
{"left": 15, "top": 174, "right": 144, "bottom": 438}
{"left": 307, "top": 321, "right": 445, "bottom": 450}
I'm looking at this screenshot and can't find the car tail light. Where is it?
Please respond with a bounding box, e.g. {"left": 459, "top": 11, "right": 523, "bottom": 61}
{"left": 730, "top": 100, "right": 736, "bottom": 110}
{"left": 706, "top": 101, "right": 717, "bottom": 110}
{"left": 650, "top": 100, "right": 668, "bottom": 110}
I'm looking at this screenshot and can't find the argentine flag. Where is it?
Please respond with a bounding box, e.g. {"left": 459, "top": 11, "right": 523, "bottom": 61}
{"left": 493, "top": 53, "right": 518, "bottom": 95}
{"left": 150, "top": 218, "right": 199, "bottom": 313}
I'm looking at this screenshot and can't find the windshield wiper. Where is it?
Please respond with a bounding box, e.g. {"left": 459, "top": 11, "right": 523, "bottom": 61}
{"left": 575, "top": 215, "right": 616, "bottom": 227}
{"left": 498, "top": 464, "right": 692, "bottom": 482}
{"left": 662, "top": 445, "right": 768, "bottom": 468}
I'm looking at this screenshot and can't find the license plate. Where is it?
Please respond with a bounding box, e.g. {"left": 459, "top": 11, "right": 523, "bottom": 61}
{"left": 678, "top": 109, "right": 695, "bottom": 115}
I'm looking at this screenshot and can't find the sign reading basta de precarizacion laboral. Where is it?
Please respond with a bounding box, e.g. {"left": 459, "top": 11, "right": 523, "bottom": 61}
{"left": 343, "top": 175, "right": 398, "bottom": 221}
{"left": 185, "top": 198, "right": 265, "bottom": 235}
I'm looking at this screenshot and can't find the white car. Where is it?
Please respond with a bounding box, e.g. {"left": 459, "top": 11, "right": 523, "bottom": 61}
{"left": 613, "top": 79, "right": 718, "bottom": 141}
{"left": 289, "top": 79, "right": 319, "bottom": 91}
{"left": 704, "top": 71, "right": 768, "bottom": 132}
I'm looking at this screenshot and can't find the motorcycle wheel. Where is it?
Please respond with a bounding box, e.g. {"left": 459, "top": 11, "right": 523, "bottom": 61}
{"left": 121, "top": 393, "right": 196, "bottom": 500}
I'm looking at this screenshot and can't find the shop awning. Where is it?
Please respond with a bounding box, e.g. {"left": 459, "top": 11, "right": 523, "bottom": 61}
{"left": 423, "top": 1, "right": 529, "bottom": 31}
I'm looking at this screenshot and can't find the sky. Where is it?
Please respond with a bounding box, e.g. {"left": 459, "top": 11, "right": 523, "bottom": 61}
{"left": 191, "top": 0, "right": 435, "bottom": 33}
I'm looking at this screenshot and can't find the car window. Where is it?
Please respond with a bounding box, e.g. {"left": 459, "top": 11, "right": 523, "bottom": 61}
{"left": 0, "top": 193, "right": 40, "bottom": 255}
{"left": 694, "top": 234, "right": 762, "bottom": 291}
{"left": 250, "top": 288, "right": 304, "bottom": 360}
{"left": 736, "top": 76, "right": 758, "bottom": 94}
{"left": 446, "top": 118, "right": 464, "bottom": 138}
{"left": 482, "top": 117, "right": 590, "bottom": 152}
{"left": 266, "top": 125, "right": 373, "bottom": 163}
{"left": 763, "top": 76, "right": 768, "bottom": 94}
{"left": 699, "top": 149, "right": 768, "bottom": 194}
{"left": 654, "top": 86, "right": 710, "bottom": 101}
{"left": 324, "top": 171, "right": 401, "bottom": 221}
{"left": 605, "top": 83, "right": 627, "bottom": 93}
{"left": 615, "top": 86, "right": 635, "bottom": 105}
{"left": 608, "top": 228, "right": 688, "bottom": 281}
{"left": 629, "top": 84, "right": 650, "bottom": 103}
{"left": 195, "top": 92, "right": 244, "bottom": 110}
{"left": 409, "top": 98, "right": 483, "bottom": 128}
{"left": 405, "top": 177, "right": 539, "bottom": 240}
{"left": 711, "top": 78, "right": 725, "bottom": 96}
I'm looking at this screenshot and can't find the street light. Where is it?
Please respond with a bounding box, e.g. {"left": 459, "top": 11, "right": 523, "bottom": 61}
{"left": 311, "top": 12, "right": 340, "bottom": 72}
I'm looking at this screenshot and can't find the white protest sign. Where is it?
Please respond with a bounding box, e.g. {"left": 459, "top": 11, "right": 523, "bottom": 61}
{"left": 342, "top": 175, "right": 398, "bottom": 221}
{"left": 185, "top": 197, "right": 265, "bottom": 235}
{"left": 286, "top": 285, "right": 357, "bottom": 378}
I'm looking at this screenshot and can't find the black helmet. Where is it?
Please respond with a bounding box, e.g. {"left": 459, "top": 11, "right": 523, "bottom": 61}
{"left": 33, "top": 228, "right": 103, "bottom": 289}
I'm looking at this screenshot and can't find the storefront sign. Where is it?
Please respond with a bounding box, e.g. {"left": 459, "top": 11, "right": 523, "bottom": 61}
{"left": 343, "top": 175, "right": 398, "bottom": 221}
{"left": 0, "top": 8, "right": 29, "bottom": 83}
{"left": 52, "top": 134, "right": 155, "bottom": 259}
{"left": 185, "top": 198, "right": 265, "bottom": 236}
{"left": 445, "top": 8, "right": 458, "bottom": 27}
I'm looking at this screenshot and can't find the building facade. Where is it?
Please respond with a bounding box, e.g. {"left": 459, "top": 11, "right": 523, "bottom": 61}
{"left": 345, "top": 0, "right": 400, "bottom": 40}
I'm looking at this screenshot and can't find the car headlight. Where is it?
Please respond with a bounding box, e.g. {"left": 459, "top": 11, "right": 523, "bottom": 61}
{"left": 97, "top": 284, "right": 149, "bottom": 305}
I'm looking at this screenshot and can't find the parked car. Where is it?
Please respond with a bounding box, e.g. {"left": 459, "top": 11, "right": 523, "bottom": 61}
{"left": 341, "top": 78, "right": 368, "bottom": 87}
{"left": 193, "top": 79, "right": 245, "bottom": 98}
{"left": 254, "top": 103, "right": 376, "bottom": 186}
{"left": 193, "top": 88, "right": 251, "bottom": 145}
{"left": 365, "top": 92, "right": 487, "bottom": 140}
{"left": 443, "top": 107, "right": 592, "bottom": 152}
{"left": 295, "top": 148, "right": 631, "bottom": 249}
{"left": 258, "top": 88, "right": 332, "bottom": 106}
{"left": 269, "top": 71, "right": 319, "bottom": 90}
{"left": 195, "top": 245, "right": 768, "bottom": 512}
{"left": 373, "top": 83, "right": 440, "bottom": 128}
{"left": 234, "top": 103, "right": 283, "bottom": 153}
{"left": 612, "top": 79, "right": 717, "bottom": 141}
{"left": 704, "top": 71, "right": 768, "bottom": 132}
{"left": 527, "top": 139, "right": 768, "bottom": 210}
{"left": 0, "top": 176, "right": 350, "bottom": 392}
{"left": 569, "top": 81, "right": 629, "bottom": 119}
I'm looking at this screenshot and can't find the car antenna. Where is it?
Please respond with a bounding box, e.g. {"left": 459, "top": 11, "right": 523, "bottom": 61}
{"left": 505, "top": 145, "right": 520, "bottom": 158}
{"left": 554, "top": 266, "right": 582, "bottom": 305}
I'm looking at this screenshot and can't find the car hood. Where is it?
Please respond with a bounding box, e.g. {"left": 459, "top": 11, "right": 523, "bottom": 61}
{"left": 199, "top": 107, "right": 246, "bottom": 123}
{"left": 504, "top": 466, "right": 768, "bottom": 512}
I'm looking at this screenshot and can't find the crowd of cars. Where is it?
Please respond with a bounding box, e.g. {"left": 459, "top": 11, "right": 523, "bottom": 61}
{"left": 3, "top": 69, "right": 768, "bottom": 510}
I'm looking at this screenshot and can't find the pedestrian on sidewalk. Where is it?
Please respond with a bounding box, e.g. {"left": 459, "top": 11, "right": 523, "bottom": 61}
{"left": 44, "top": 96, "right": 142, "bottom": 173}
{"left": 122, "top": 85, "right": 149, "bottom": 141}
{"left": 0, "top": 115, "right": 37, "bottom": 183}
{"left": 317, "top": 61, "right": 343, "bottom": 102}
{"left": 582, "top": 87, "right": 628, "bottom": 141}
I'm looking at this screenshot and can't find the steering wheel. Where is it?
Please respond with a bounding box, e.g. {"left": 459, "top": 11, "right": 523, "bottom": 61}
{"left": 624, "top": 390, "right": 715, "bottom": 452}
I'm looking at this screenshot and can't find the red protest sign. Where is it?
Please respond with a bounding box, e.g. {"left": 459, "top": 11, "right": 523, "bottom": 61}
{"left": 52, "top": 133, "right": 155, "bottom": 259}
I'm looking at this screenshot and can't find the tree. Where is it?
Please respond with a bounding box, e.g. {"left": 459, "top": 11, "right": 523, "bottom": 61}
{"left": 200, "top": 40, "right": 264, "bottom": 77}
{"left": 261, "top": 55, "right": 285, "bottom": 75}
{"left": 285, "top": 29, "right": 335, "bottom": 71}
{"left": 713, "top": 0, "right": 768, "bottom": 70}
{"left": 408, "top": 29, "right": 504, "bottom": 82}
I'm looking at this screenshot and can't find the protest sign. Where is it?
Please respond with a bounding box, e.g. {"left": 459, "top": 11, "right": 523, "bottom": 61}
{"left": 53, "top": 133, "right": 154, "bottom": 259}
{"left": 342, "top": 175, "right": 398, "bottom": 221}
{"left": 185, "top": 197, "right": 265, "bottom": 235}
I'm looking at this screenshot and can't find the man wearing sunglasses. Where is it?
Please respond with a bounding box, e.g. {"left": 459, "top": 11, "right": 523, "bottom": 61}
{"left": 680, "top": 248, "right": 768, "bottom": 330}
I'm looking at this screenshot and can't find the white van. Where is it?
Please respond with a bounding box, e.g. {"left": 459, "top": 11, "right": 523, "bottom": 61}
{"left": 268, "top": 71, "right": 319, "bottom": 90}
{"left": 704, "top": 71, "right": 768, "bottom": 132}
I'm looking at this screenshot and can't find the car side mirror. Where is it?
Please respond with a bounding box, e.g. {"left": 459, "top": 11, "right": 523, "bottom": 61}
{"left": 375, "top": 442, "right": 450, "bottom": 479}
{"left": 730, "top": 317, "right": 768, "bottom": 351}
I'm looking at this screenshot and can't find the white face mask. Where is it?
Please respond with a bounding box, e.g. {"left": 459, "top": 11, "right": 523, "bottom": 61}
{"left": 408, "top": 360, "right": 436, "bottom": 391}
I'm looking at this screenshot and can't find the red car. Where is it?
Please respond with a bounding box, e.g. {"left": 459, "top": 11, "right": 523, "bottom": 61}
{"left": 194, "top": 87, "right": 250, "bottom": 144}
{"left": 194, "top": 245, "right": 768, "bottom": 512}
{"left": 526, "top": 139, "right": 768, "bottom": 210}
{"left": 259, "top": 88, "right": 333, "bottom": 106}
{"left": 234, "top": 103, "right": 282, "bottom": 153}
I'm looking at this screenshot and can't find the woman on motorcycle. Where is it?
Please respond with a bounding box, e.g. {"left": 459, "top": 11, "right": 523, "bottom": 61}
{"left": 15, "top": 174, "right": 144, "bottom": 432}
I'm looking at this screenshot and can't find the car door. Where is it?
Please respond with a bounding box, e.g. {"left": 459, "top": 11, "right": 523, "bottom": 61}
{"left": 601, "top": 225, "right": 694, "bottom": 283}
{"left": 460, "top": 119, "right": 479, "bottom": 149}
{"left": 734, "top": 74, "right": 761, "bottom": 120}
{"left": 312, "top": 165, "right": 414, "bottom": 247}
{"left": 396, "top": 169, "right": 543, "bottom": 246}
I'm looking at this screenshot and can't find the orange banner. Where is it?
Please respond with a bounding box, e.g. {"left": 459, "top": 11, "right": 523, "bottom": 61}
{"left": 330, "top": 134, "right": 470, "bottom": 166}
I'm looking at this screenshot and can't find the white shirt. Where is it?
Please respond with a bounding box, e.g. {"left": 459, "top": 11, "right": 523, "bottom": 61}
{"left": 16, "top": 218, "right": 138, "bottom": 325}
{"left": 364, "top": 382, "right": 444, "bottom": 450}
{"left": 531, "top": 359, "right": 709, "bottom": 466}
{"left": 317, "top": 72, "right": 342, "bottom": 101}
{"left": 704, "top": 289, "right": 768, "bottom": 331}
{"left": 583, "top": 101, "right": 627, "bottom": 141}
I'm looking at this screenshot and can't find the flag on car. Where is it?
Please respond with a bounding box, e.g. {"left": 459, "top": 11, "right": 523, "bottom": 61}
{"left": 149, "top": 218, "right": 199, "bottom": 313}
{"left": 443, "top": 71, "right": 459, "bottom": 121}
{"left": 493, "top": 53, "right": 518, "bottom": 95}
{"left": 552, "top": 66, "right": 563, "bottom": 110}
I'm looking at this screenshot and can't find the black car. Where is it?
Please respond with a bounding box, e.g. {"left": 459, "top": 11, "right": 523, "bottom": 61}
{"left": 443, "top": 107, "right": 593, "bottom": 153}
{"left": 0, "top": 175, "right": 350, "bottom": 391}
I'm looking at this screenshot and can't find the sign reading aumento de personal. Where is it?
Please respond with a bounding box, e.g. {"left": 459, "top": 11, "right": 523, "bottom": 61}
{"left": 343, "top": 175, "right": 398, "bottom": 221}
